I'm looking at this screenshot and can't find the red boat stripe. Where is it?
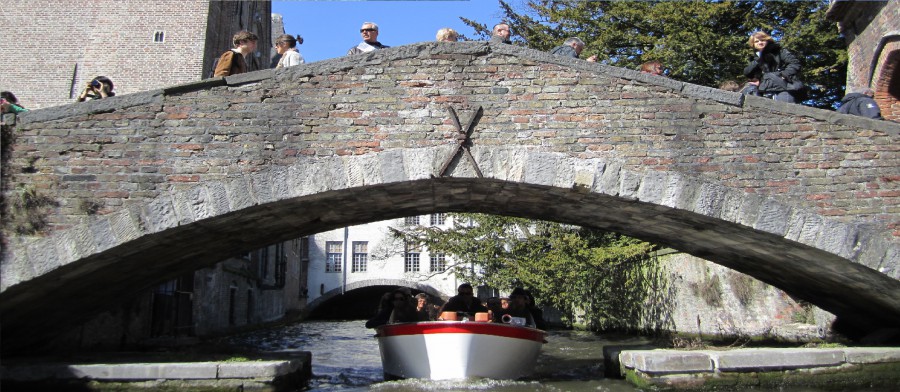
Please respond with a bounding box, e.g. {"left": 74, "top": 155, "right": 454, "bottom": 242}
{"left": 377, "top": 322, "right": 546, "bottom": 343}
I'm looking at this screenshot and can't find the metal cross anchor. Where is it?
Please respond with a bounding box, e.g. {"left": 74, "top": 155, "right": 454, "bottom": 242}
{"left": 435, "top": 105, "right": 484, "bottom": 178}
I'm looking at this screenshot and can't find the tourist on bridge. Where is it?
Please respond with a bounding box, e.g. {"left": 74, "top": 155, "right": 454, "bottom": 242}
{"left": 640, "top": 60, "right": 664, "bottom": 76}
{"left": 76, "top": 76, "right": 115, "bottom": 102}
{"left": 214, "top": 30, "right": 258, "bottom": 77}
{"left": 490, "top": 23, "right": 512, "bottom": 44}
{"left": 549, "top": 37, "right": 597, "bottom": 62}
{"left": 436, "top": 28, "right": 459, "bottom": 42}
{"left": 743, "top": 31, "right": 802, "bottom": 103}
{"left": 1, "top": 91, "right": 27, "bottom": 113}
{"left": 348, "top": 22, "right": 389, "bottom": 55}
{"left": 838, "top": 88, "right": 882, "bottom": 120}
{"left": 439, "top": 283, "right": 488, "bottom": 317}
{"left": 274, "top": 34, "right": 305, "bottom": 69}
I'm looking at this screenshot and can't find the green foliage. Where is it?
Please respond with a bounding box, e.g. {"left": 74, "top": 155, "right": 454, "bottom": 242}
{"left": 466, "top": 0, "right": 846, "bottom": 108}
{"left": 394, "top": 213, "right": 674, "bottom": 333}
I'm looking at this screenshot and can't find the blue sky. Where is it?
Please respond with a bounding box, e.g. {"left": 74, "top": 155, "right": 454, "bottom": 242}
{"left": 273, "top": 0, "right": 509, "bottom": 63}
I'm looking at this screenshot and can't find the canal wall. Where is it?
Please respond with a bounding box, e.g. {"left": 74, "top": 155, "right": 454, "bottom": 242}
{"left": 616, "top": 347, "right": 900, "bottom": 390}
{"left": 660, "top": 252, "right": 831, "bottom": 341}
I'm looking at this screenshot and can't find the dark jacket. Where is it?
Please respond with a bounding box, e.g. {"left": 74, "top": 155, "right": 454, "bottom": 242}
{"left": 347, "top": 41, "right": 389, "bottom": 56}
{"left": 440, "top": 295, "right": 488, "bottom": 315}
{"left": 743, "top": 43, "right": 801, "bottom": 94}
{"left": 490, "top": 35, "right": 511, "bottom": 45}
{"left": 838, "top": 93, "right": 882, "bottom": 119}
{"left": 549, "top": 45, "right": 578, "bottom": 58}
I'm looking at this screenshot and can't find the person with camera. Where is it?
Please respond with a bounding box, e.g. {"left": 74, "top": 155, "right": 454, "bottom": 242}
{"left": 491, "top": 287, "right": 536, "bottom": 327}
{"left": 76, "top": 76, "right": 115, "bottom": 102}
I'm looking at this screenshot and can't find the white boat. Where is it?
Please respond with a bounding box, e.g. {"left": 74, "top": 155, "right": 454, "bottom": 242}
{"left": 375, "top": 321, "right": 547, "bottom": 380}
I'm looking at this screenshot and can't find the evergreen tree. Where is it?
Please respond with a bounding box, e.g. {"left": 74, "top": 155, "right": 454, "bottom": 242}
{"left": 465, "top": 0, "right": 845, "bottom": 108}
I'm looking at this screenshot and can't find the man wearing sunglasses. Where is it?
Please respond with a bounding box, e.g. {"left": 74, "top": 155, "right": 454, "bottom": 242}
{"left": 438, "top": 283, "right": 488, "bottom": 317}
{"left": 348, "top": 22, "right": 390, "bottom": 55}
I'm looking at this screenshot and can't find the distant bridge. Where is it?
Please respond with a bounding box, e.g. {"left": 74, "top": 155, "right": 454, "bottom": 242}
{"left": 1, "top": 42, "right": 898, "bottom": 351}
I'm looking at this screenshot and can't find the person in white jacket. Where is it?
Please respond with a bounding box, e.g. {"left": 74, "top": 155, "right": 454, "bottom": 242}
{"left": 274, "top": 34, "right": 305, "bottom": 68}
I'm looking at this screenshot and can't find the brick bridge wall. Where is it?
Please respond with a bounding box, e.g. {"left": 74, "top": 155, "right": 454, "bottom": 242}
{"left": 1, "top": 42, "right": 898, "bottom": 351}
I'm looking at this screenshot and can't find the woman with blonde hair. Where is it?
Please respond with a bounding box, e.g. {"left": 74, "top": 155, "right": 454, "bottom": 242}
{"left": 274, "top": 34, "right": 305, "bottom": 68}
{"left": 436, "top": 28, "right": 458, "bottom": 42}
{"left": 742, "top": 31, "right": 801, "bottom": 103}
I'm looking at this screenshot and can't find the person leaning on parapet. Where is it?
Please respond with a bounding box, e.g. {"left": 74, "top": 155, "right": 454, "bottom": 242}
{"left": 838, "top": 88, "right": 883, "bottom": 120}
{"left": 1, "top": 91, "right": 27, "bottom": 113}
{"left": 640, "top": 60, "right": 664, "bottom": 76}
{"left": 436, "top": 27, "right": 459, "bottom": 42}
{"left": 718, "top": 80, "right": 740, "bottom": 92}
{"left": 348, "top": 22, "right": 389, "bottom": 55}
{"left": 742, "top": 31, "right": 802, "bottom": 103}
{"left": 490, "top": 23, "right": 512, "bottom": 44}
{"left": 214, "top": 30, "right": 258, "bottom": 77}
{"left": 274, "top": 34, "right": 305, "bottom": 69}
{"left": 549, "top": 37, "right": 597, "bottom": 62}
{"left": 76, "top": 76, "right": 115, "bottom": 102}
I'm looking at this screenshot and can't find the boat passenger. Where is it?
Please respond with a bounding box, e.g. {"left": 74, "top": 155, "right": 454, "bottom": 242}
{"left": 492, "top": 287, "right": 536, "bottom": 327}
{"left": 389, "top": 290, "right": 420, "bottom": 324}
{"left": 524, "top": 289, "right": 547, "bottom": 330}
{"left": 365, "top": 292, "right": 395, "bottom": 328}
{"left": 414, "top": 293, "right": 437, "bottom": 321}
{"left": 438, "top": 283, "right": 488, "bottom": 318}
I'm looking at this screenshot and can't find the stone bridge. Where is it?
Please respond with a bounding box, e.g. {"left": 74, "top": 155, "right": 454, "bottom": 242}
{"left": 2, "top": 42, "right": 899, "bottom": 351}
{"left": 304, "top": 279, "right": 449, "bottom": 319}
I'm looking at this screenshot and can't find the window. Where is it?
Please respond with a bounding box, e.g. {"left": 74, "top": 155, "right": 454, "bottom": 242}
{"left": 404, "top": 241, "right": 420, "bottom": 272}
{"left": 274, "top": 243, "right": 286, "bottom": 287}
{"left": 405, "top": 216, "right": 420, "bottom": 225}
{"left": 430, "top": 253, "right": 447, "bottom": 272}
{"left": 352, "top": 241, "right": 368, "bottom": 273}
{"left": 326, "top": 241, "right": 343, "bottom": 273}
{"left": 300, "top": 237, "right": 309, "bottom": 262}
{"left": 430, "top": 213, "right": 446, "bottom": 226}
{"left": 153, "top": 31, "right": 165, "bottom": 43}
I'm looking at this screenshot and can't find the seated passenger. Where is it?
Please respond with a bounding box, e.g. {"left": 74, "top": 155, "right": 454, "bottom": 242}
{"left": 492, "top": 287, "right": 535, "bottom": 327}
{"left": 388, "top": 290, "right": 419, "bottom": 324}
{"left": 365, "top": 292, "right": 395, "bottom": 328}
{"left": 438, "top": 283, "right": 488, "bottom": 318}
{"left": 414, "top": 293, "right": 437, "bottom": 321}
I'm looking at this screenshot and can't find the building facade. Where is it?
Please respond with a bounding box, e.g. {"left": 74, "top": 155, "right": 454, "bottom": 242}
{"left": 827, "top": 0, "right": 899, "bottom": 120}
{"left": 305, "top": 214, "right": 460, "bottom": 306}
{"left": 0, "top": 0, "right": 271, "bottom": 110}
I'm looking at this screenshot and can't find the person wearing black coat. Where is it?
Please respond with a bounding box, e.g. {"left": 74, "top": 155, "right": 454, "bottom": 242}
{"left": 743, "top": 31, "right": 801, "bottom": 103}
{"left": 838, "top": 89, "right": 883, "bottom": 120}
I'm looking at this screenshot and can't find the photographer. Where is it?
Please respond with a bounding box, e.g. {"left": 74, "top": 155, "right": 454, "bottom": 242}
{"left": 76, "top": 76, "right": 115, "bottom": 102}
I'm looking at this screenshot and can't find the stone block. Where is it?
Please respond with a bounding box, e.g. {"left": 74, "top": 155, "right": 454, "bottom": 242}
{"left": 843, "top": 347, "right": 900, "bottom": 364}
{"left": 712, "top": 348, "right": 844, "bottom": 371}
{"left": 217, "top": 361, "right": 298, "bottom": 378}
{"left": 621, "top": 350, "right": 713, "bottom": 374}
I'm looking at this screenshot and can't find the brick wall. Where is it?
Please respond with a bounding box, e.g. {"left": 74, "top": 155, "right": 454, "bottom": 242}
{"left": 829, "top": 0, "right": 899, "bottom": 121}
{"left": 0, "top": 0, "right": 271, "bottom": 110}
{"left": 6, "top": 43, "right": 898, "bottom": 237}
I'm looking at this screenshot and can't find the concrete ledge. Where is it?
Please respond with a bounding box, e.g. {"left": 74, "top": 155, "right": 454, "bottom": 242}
{"left": 0, "top": 353, "right": 311, "bottom": 383}
{"left": 619, "top": 347, "right": 900, "bottom": 389}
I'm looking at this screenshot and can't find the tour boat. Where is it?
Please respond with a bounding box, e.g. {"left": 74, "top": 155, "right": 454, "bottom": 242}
{"left": 374, "top": 320, "right": 547, "bottom": 380}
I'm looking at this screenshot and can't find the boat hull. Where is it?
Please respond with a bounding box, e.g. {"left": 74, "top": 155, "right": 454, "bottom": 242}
{"left": 376, "top": 321, "right": 546, "bottom": 380}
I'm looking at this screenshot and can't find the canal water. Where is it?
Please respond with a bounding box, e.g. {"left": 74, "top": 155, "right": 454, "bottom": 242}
{"left": 223, "top": 320, "right": 885, "bottom": 392}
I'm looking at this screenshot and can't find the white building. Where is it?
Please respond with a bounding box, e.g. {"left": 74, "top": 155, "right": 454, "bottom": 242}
{"left": 305, "top": 214, "right": 462, "bottom": 310}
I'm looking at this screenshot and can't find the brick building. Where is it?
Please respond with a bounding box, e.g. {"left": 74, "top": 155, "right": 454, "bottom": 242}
{"left": 827, "top": 0, "right": 899, "bottom": 120}
{"left": 0, "top": 0, "right": 271, "bottom": 110}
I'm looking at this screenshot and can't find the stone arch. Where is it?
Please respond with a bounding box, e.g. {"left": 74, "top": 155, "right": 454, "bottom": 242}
{"left": 304, "top": 278, "right": 447, "bottom": 317}
{"left": 1, "top": 146, "right": 898, "bottom": 353}
{"left": 870, "top": 33, "right": 900, "bottom": 120}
